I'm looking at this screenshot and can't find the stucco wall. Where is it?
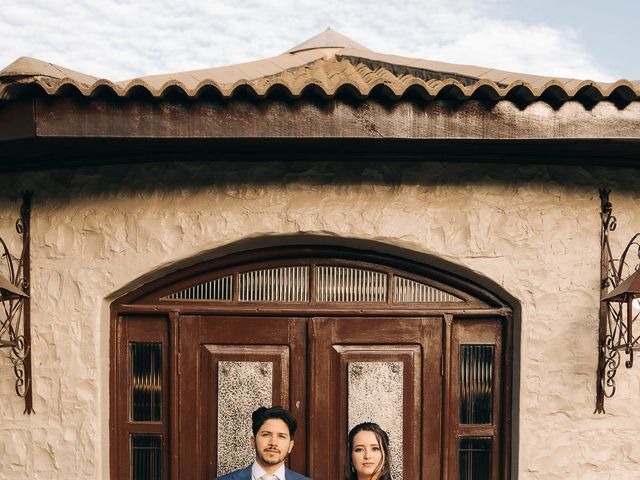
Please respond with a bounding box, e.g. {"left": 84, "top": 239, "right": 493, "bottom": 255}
{"left": 1, "top": 160, "right": 639, "bottom": 479}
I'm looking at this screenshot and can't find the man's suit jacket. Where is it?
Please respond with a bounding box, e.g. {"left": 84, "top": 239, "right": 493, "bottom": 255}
{"left": 214, "top": 465, "right": 311, "bottom": 480}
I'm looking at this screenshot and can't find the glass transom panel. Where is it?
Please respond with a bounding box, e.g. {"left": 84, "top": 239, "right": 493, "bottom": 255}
{"left": 239, "top": 266, "right": 309, "bottom": 302}
{"left": 159, "top": 264, "right": 468, "bottom": 305}
{"left": 317, "top": 266, "right": 387, "bottom": 302}
{"left": 160, "top": 276, "right": 232, "bottom": 301}
{"left": 393, "top": 276, "right": 463, "bottom": 303}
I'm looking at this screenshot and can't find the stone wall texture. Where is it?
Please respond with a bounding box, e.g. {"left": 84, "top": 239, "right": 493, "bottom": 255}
{"left": 1, "top": 159, "right": 640, "bottom": 479}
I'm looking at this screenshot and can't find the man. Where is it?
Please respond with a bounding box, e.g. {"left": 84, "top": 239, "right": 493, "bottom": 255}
{"left": 215, "top": 405, "right": 311, "bottom": 480}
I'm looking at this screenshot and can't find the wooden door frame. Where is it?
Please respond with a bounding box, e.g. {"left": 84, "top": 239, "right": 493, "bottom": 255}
{"left": 110, "top": 311, "right": 511, "bottom": 479}
{"left": 110, "top": 244, "right": 515, "bottom": 480}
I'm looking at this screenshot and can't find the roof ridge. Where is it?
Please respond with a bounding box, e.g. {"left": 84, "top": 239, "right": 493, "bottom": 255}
{"left": 0, "top": 56, "right": 99, "bottom": 83}
{"left": 285, "top": 28, "right": 370, "bottom": 54}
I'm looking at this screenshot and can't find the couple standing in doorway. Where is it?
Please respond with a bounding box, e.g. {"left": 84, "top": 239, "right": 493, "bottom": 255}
{"left": 214, "top": 405, "right": 392, "bottom": 480}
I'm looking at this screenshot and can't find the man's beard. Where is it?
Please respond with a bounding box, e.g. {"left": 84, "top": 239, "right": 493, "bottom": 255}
{"left": 255, "top": 446, "right": 288, "bottom": 466}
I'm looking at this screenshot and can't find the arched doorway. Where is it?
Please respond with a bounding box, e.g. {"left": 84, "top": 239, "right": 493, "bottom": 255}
{"left": 110, "top": 244, "right": 514, "bottom": 480}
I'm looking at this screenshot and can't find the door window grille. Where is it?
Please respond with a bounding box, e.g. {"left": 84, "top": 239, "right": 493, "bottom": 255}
{"left": 394, "top": 276, "right": 463, "bottom": 303}
{"left": 130, "top": 343, "right": 162, "bottom": 422}
{"left": 159, "top": 262, "right": 469, "bottom": 306}
{"left": 131, "top": 434, "right": 163, "bottom": 480}
{"left": 160, "top": 276, "right": 232, "bottom": 301}
{"left": 459, "top": 437, "right": 492, "bottom": 480}
{"left": 239, "top": 266, "right": 309, "bottom": 302}
{"left": 460, "top": 345, "right": 494, "bottom": 425}
{"left": 316, "top": 266, "right": 387, "bottom": 302}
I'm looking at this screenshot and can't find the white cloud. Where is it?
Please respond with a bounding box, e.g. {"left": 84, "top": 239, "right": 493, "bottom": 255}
{"left": 425, "top": 21, "right": 612, "bottom": 81}
{"left": 0, "top": 0, "right": 615, "bottom": 82}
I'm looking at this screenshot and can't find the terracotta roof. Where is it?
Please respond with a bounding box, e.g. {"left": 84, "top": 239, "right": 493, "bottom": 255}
{"left": 1, "top": 29, "right": 639, "bottom": 108}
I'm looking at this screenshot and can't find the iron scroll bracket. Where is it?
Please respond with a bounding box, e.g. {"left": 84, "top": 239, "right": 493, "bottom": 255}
{"left": 0, "top": 192, "right": 34, "bottom": 414}
{"left": 595, "top": 189, "right": 640, "bottom": 413}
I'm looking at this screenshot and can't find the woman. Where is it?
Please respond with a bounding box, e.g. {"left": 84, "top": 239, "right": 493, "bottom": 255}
{"left": 345, "top": 422, "right": 393, "bottom": 480}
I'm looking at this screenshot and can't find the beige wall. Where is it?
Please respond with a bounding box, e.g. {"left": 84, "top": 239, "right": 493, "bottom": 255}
{"left": 1, "top": 160, "right": 640, "bottom": 479}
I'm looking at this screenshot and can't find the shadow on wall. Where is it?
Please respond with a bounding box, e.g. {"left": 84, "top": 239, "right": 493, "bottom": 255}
{"left": 1, "top": 158, "right": 636, "bottom": 203}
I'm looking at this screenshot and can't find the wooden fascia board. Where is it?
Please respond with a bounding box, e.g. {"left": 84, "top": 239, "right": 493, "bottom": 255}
{"left": 1, "top": 96, "right": 639, "bottom": 169}
{"left": 26, "top": 97, "right": 640, "bottom": 141}
{"left": 0, "top": 99, "right": 36, "bottom": 141}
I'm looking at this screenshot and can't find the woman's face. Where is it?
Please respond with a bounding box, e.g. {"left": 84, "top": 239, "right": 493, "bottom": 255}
{"left": 351, "top": 430, "right": 384, "bottom": 479}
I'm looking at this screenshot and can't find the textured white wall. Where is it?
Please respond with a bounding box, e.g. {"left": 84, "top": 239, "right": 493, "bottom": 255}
{"left": 0, "top": 160, "right": 639, "bottom": 479}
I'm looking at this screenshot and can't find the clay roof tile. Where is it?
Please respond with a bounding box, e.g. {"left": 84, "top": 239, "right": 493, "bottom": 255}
{"left": 1, "top": 30, "right": 638, "bottom": 107}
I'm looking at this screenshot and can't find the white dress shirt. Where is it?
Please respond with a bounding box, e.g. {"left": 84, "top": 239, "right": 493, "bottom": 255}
{"left": 251, "top": 461, "right": 286, "bottom": 480}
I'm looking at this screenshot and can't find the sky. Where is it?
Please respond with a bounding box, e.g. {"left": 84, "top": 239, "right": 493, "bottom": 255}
{"left": 0, "top": 0, "right": 638, "bottom": 83}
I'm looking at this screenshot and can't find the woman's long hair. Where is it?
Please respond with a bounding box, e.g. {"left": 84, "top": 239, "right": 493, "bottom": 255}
{"left": 345, "top": 422, "right": 392, "bottom": 480}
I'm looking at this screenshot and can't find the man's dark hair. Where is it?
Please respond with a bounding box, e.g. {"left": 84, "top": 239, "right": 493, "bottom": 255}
{"left": 251, "top": 405, "right": 298, "bottom": 438}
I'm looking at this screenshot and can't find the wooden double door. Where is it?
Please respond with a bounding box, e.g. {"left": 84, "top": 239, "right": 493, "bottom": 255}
{"left": 178, "top": 315, "right": 443, "bottom": 479}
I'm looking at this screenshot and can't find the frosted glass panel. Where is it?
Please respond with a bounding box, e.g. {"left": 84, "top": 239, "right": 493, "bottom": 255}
{"left": 217, "top": 361, "right": 273, "bottom": 476}
{"left": 239, "top": 266, "right": 309, "bottom": 302}
{"left": 348, "top": 362, "right": 403, "bottom": 479}
{"left": 161, "top": 276, "right": 232, "bottom": 301}
{"left": 393, "top": 276, "right": 463, "bottom": 303}
{"left": 316, "top": 266, "right": 387, "bottom": 302}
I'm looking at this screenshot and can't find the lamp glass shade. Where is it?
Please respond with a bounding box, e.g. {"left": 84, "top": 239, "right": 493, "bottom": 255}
{"left": 0, "top": 275, "right": 28, "bottom": 299}
{"left": 601, "top": 270, "right": 640, "bottom": 303}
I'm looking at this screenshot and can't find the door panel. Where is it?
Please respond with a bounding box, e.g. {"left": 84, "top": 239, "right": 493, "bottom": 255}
{"left": 178, "top": 316, "right": 307, "bottom": 479}
{"left": 309, "top": 317, "right": 443, "bottom": 480}
{"left": 334, "top": 345, "right": 422, "bottom": 478}
{"left": 179, "top": 315, "right": 446, "bottom": 480}
{"left": 447, "top": 319, "right": 503, "bottom": 480}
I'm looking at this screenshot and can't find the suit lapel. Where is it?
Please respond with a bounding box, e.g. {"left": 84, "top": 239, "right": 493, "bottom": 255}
{"left": 284, "top": 468, "right": 303, "bottom": 480}
{"left": 239, "top": 465, "right": 252, "bottom": 479}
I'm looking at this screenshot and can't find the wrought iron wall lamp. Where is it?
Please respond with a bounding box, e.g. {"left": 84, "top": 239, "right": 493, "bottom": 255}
{"left": 596, "top": 189, "right": 640, "bottom": 413}
{"left": 0, "top": 192, "right": 33, "bottom": 414}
